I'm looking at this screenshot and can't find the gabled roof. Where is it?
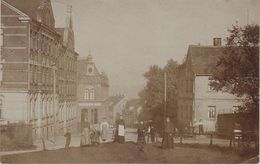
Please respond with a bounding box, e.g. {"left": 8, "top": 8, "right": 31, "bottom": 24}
{"left": 186, "top": 45, "right": 225, "bottom": 75}
{"left": 4, "top": 0, "right": 41, "bottom": 19}
{"left": 4, "top": 0, "right": 55, "bottom": 27}
{"left": 1, "top": 0, "right": 29, "bottom": 17}
{"left": 77, "top": 59, "right": 100, "bottom": 76}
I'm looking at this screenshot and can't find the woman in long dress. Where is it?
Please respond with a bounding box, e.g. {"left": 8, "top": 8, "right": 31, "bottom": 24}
{"left": 80, "top": 119, "right": 91, "bottom": 147}
{"left": 90, "top": 124, "right": 100, "bottom": 145}
{"left": 115, "top": 115, "right": 125, "bottom": 143}
{"left": 100, "top": 121, "right": 109, "bottom": 142}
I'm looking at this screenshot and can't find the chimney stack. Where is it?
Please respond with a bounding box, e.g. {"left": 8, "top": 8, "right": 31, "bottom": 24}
{"left": 213, "top": 38, "right": 222, "bottom": 46}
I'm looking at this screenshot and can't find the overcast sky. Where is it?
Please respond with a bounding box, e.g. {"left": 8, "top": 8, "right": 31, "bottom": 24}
{"left": 51, "top": 0, "right": 260, "bottom": 98}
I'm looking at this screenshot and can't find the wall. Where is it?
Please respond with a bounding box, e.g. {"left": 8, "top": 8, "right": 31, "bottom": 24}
{"left": 2, "top": 91, "right": 27, "bottom": 122}
{"left": 194, "top": 75, "right": 242, "bottom": 132}
{"left": 1, "top": 2, "right": 29, "bottom": 90}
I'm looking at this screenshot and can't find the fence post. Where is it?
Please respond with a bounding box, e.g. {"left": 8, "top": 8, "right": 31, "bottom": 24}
{"left": 180, "top": 132, "right": 183, "bottom": 144}
{"left": 229, "top": 134, "right": 233, "bottom": 148}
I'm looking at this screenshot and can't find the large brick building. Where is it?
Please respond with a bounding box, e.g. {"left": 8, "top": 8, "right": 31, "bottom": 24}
{"left": 0, "top": 0, "right": 78, "bottom": 139}
{"left": 77, "top": 54, "right": 109, "bottom": 125}
{"left": 176, "top": 38, "right": 242, "bottom": 132}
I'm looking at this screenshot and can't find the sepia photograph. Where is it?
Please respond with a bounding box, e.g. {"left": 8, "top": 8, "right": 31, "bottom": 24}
{"left": 0, "top": 0, "right": 259, "bottom": 163}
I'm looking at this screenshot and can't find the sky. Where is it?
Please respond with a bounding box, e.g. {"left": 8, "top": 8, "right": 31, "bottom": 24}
{"left": 51, "top": 0, "right": 260, "bottom": 98}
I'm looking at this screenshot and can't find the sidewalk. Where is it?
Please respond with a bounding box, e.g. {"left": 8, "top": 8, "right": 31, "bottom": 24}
{"left": 0, "top": 129, "right": 116, "bottom": 156}
{"left": 0, "top": 134, "right": 81, "bottom": 156}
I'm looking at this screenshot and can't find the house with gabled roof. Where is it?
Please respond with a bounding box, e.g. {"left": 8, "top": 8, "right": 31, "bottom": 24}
{"left": 177, "top": 38, "right": 242, "bottom": 132}
{"left": 77, "top": 54, "right": 109, "bottom": 125}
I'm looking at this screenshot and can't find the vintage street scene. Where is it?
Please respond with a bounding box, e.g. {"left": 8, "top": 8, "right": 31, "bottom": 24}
{"left": 0, "top": 0, "right": 259, "bottom": 163}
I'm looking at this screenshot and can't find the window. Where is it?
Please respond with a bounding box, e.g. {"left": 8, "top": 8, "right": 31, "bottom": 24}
{"left": 85, "top": 88, "right": 94, "bottom": 100}
{"left": 0, "top": 99, "right": 2, "bottom": 118}
{"left": 208, "top": 106, "right": 216, "bottom": 118}
{"left": 88, "top": 67, "right": 93, "bottom": 73}
{"left": 84, "top": 89, "right": 89, "bottom": 100}
{"left": 90, "top": 89, "right": 95, "bottom": 100}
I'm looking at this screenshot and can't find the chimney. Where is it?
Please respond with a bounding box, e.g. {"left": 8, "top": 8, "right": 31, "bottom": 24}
{"left": 213, "top": 38, "right": 222, "bottom": 46}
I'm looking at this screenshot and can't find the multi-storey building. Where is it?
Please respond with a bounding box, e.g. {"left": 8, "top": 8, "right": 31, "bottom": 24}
{"left": 0, "top": 0, "right": 78, "bottom": 139}
{"left": 77, "top": 54, "right": 109, "bottom": 125}
{"left": 176, "top": 38, "right": 241, "bottom": 132}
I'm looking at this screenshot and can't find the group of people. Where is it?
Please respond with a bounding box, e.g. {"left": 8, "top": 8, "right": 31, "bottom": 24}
{"left": 64, "top": 115, "right": 175, "bottom": 150}
{"left": 80, "top": 118, "right": 110, "bottom": 147}
{"left": 80, "top": 115, "right": 126, "bottom": 147}
{"left": 137, "top": 116, "right": 175, "bottom": 151}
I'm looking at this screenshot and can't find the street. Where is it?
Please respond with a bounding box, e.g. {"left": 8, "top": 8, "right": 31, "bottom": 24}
{"left": 0, "top": 141, "right": 249, "bottom": 163}
{"left": 0, "top": 129, "right": 256, "bottom": 163}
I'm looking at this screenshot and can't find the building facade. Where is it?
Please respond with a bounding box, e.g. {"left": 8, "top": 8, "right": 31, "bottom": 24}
{"left": 77, "top": 55, "right": 109, "bottom": 125}
{"left": 0, "top": 0, "right": 78, "bottom": 139}
{"left": 177, "top": 38, "right": 241, "bottom": 132}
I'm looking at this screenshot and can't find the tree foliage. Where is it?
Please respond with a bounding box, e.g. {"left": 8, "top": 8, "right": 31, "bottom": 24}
{"left": 210, "top": 24, "right": 259, "bottom": 114}
{"left": 138, "top": 59, "right": 179, "bottom": 131}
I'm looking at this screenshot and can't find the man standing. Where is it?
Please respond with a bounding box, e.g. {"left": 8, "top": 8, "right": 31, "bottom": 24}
{"left": 162, "top": 117, "right": 174, "bottom": 149}
{"left": 115, "top": 115, "right": 125, "bottom": 143}
{"left": 150, "top": 125, "right": 156, "bottom": 143}
{"left": 137, "top": 121, "right": 146, "bottom": 151}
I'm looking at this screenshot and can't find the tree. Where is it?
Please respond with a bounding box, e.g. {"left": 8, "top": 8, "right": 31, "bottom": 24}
{"left": 138, "top": 59, "right": 179, "bottom": 132}
{"left": 210, "top": 24, "right": 259, "bottom": 115}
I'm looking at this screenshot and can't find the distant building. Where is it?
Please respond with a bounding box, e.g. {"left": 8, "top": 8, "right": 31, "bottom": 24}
{"left": 107, "top": 95, "right": 128, "bottom": 124}
{"left": 123, "top": 99, "right": 142, "bottom": 127}
{"left": 176, "top": 38, "right": 242, "bottom": 132}
{"left": 0, "top": 0, "right": 78, "bottom": 139}
{"left": 77, "top": 54, "right": 109, "bottom": 125}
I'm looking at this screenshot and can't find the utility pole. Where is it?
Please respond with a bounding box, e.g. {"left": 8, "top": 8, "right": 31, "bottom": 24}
{"left": 164, "top": 72, "right": 167, "bottom": 124}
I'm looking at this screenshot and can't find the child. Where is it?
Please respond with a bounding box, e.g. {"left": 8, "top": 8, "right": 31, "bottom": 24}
{"left": 64, "top": 129, "right": 71, "bottom": 149}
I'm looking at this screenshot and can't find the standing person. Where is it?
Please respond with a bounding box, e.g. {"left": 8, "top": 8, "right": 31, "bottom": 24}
{"left": 80, "top": 118, "right": 91, "bottom": 147}
{"left": 115, "top": 115, "right": 125, "bottom": 143}
{"left": 146, "top": 125, "right": 151, "bottom": 143}
{"left": 91, "top": 124, "right": 100, "bottom": 146}
{"left": 137, "top": 121, "right": 146, "bottom": 151}
{"left": 150, "top": 125, "right": 156, "bottom": 143}
{"left": 100, "top": 119, "right": 109, "bottom": 142}
{"left": 64, "top": 129, "right": 71, "bottom": 149}
{"left": 162, "top": 117, "right": 174, "bottom": 149}
{"left": 198, "top": 119, "right": 204, "bottom": 135}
